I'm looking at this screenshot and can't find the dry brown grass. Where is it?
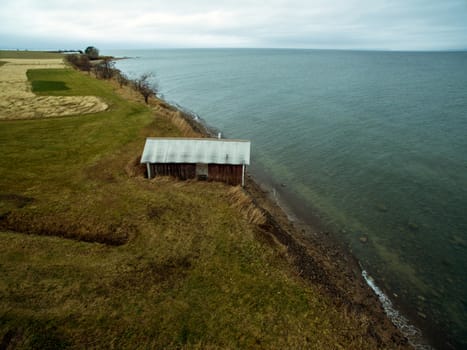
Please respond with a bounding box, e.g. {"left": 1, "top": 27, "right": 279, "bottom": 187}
{"left": 152, "top": 105, "right": 200, "bottom": 137}
{"left": 0, "top": 209, "right": 133, "bottom": 245}
{"left": 105, "top": 72, "right": 201, "bottom": 138}
{"left": 228, "top": 186, "right": 266, "bottom": 225}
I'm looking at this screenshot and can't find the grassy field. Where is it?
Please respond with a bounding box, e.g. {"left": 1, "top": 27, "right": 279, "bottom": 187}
{"left": 0, "top": 51, "right": 63, "bottom": 59}
{"left": 27, "top": 69, "right": 107, "bottom": 97}
{"left": 0, "top": 54, "right": 387, "bottom": 349}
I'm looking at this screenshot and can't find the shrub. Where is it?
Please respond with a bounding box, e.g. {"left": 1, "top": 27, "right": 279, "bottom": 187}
{"left": 93, "top": 58, "right": 116, "bottom": 80}
{"left": 85, "top": 46, "right": 99, "bottom": 60}
{"left": 65, "top": 54, "right": 91, "bottom": 72}
{"left": 134, "top": 73, "right": 158, "bottom": 104}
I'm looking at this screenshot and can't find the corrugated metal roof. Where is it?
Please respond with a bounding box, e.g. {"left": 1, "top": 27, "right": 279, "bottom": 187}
{"left": 141, "top": 138, "right": 251, "bottom": 165}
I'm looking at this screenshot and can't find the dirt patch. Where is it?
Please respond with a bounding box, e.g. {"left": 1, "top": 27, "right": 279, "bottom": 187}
{"left": 0, "top": 58, "right": 108, "bottom": 120}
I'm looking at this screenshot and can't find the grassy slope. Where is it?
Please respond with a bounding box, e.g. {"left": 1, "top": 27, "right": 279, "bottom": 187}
{"left": 0, "top": 57, "right": 379, "bottom": 349}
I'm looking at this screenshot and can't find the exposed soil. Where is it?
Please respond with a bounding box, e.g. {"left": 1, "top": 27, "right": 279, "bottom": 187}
{"left": 0, "top": 58, "right": 108, "bottom": 119}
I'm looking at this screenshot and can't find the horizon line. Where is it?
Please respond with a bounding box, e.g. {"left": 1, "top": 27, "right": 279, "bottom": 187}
{"left": 2, "top": 47, "right": 467, "bottom": 54}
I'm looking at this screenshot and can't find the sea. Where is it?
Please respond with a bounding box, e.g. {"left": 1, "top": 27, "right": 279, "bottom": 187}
{"left": 105, "top": 49, "right": 467, "bottom": 349}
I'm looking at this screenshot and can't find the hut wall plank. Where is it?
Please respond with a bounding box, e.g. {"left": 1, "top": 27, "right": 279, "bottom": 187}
{"left": 208, "top": 164, "right": 242, "bottom": 185}
{"left": 148, "top": 163, "right": 243, "bottom": 185}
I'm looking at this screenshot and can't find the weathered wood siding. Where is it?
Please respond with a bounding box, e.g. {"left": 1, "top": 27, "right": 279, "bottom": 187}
{"left": 150, "top": 163, "right": 196, "bottom": 180}
{"left": 208, "top": 164, "right": 243, "bottom": 186}
{"left": 148, "top": 163, "right": 243, "bottom": 185}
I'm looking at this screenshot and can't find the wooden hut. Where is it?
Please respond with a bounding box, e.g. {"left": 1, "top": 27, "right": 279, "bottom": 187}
{"left": 141, "top": 137, "right": 251, "bottom": 186}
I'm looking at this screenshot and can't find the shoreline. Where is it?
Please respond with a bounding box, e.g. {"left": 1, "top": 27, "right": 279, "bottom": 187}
{"left": 77, "top": 56, "right": 429, "bottom": 348}
{"left": 150, "top": 95, "right": 429, "bottom": 349}
{"left": 0, "top": 51, "right": 439, "bottom": 348}
{"left": 246, "top": 171, "right": 431, "bottom": 349}
{"left": 246, "top": 166, "right": 437, "bottom": 348}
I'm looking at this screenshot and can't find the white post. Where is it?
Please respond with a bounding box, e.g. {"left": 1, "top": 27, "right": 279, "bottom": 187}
{"left": 242, "top": 164, "right": 245, "bottom": 187}
{"left": 146, "top": 163, "right": 152, "bottom": 179}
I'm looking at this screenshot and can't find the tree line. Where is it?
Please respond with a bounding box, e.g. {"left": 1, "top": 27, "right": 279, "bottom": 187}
{"left": 66, "top": 46, "right": 156, "bottom": 104}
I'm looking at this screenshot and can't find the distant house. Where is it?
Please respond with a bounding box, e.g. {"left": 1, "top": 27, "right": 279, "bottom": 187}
{"left": 140, "top": 137, "right": 251, "bottom": 186}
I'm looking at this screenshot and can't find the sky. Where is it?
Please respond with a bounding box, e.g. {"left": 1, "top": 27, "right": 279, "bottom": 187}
{"left": 1, "top": 0, "right": 467, "bottom": 51}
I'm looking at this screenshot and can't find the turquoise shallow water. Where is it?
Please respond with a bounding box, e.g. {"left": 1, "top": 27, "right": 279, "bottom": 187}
{"left": 108, "top": 49, "right": 467, "bottom": 349}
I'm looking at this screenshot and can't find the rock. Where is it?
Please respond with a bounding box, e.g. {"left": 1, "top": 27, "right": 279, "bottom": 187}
{"left": 359, "top": 235, "right": 368, "bottom": 244}
{"left": 449, "top": 235, "right": 467, "bottom": 248}
{"left": 408, "top": 222, "right": 419, "bottom": 231}
{"left": 417, "top": 295, "right": 426, "bottom": 302}
{"left": 441, "top": 259, "right": 451, "bottom": 267}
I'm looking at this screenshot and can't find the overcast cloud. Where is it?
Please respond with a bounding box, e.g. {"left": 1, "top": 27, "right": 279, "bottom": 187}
{"left": 1, "top": 0, "right": 466, "bottom": 50}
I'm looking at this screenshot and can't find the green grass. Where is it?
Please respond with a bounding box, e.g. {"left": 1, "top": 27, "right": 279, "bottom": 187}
{"left": 0, "top": 58, "right": 382, "bottom": 348}
{"left": 0, "top": 183, "right": 370, "bottom": 348}
{"left": 0, "top": 50, "right": 63, "bottom": 59}
{"left": 30, "top": 80, "right": 70, "bottom": 93}
{"left": 27, "top": 69, "right": 111, "bottom": 97}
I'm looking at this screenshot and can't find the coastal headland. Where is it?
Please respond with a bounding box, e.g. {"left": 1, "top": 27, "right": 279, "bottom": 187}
{"left": 0, "top": 51, "right": 413, "bottom": 348}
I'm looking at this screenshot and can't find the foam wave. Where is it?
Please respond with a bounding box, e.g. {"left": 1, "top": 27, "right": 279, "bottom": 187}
{"left": 362, "top": 270, "right": 433, "bottom": 350}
